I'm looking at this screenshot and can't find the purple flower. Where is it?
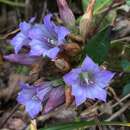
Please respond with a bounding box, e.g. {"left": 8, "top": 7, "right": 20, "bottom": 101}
{"left": 17, "top": 81, "right": 65, "bottom": 118}
{"left": 4, "top": 54, "right": 40, "bottom": 65}
{"left": 63, "top": 56, "right": 115, "bottom": 106}
{"left": 11, "top": 14, "right": 70, "bottom": 60}
{"left": 28, "top": 14, "right": 70, "bottom": 59}
{"left": 17, "top": 82, "right": 52, "bottom": 118}
{"left": 44, "top": 87, "right": 65, "bottom": 113}
{"left": 56, "top": 0, "right": 75, "bottom": 27}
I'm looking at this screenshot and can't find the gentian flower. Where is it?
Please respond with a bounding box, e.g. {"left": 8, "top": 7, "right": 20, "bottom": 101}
{"left": 17, "top": 82, "right": 52, "bottom": 118}
{"left": 4, "top": 54, "right": 40, "bottom": 65}
{"left": 63, "top": 56, "right": 115, "bottom": 106}
{"left": 10, "top": 14, "right": 70, "bottom": 60}
{"left": 28, "top": 14, "right": 70, "bottom": 59}
{"left": 56, "top": 0, "right": 75, "bottom": 27}
{"left": 44, "top": 87, "right": 65, "bottom": 113}
{"left": 17, "top": 81, "right": 65, "bottom": 118}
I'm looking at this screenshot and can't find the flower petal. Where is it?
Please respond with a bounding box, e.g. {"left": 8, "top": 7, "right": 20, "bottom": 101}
{"left": 43, "top": 14, "right": 56, "bottom": 37}
{"left": 25, "top": 98, "right": 42, "bottom": 118}
{"left": 55, "top": 26, "right": 70, "bottom": 45}
{"left": 17, "top": 85, "right": 36, "bottom": 105}
{"left": 19, "top": 21, "right": 31, "bottom": 35}
{"left": 36, "top": 82, "right": 52, "bottom": 101}
{"left": 4, "top": 54, "right": 40, "bottom": 65}
{"left": 29, "top": 17, "right": 36, "bottom": 23}
{"left": 44, "top": 87, "right": 65, "bottom": 113}
{"left": 81, "top": 56, "right": 100, "bottom": 73}
{"left": 29, "top": 39, "right": 48, "bottom": 56}
{"left": 95, "top": 70, "right": 115, "bottom": 88}
{"left": 63, "top": 68, "right": 81, "bottom": 86}
{"left": 44, "top": 47, "right": 60, "bottom": 60}
{"left": 92, "top": 86, "right": 107, "bottom": 102}
{"left": 11, "top": 32, "right": 29, "bottom": 54}
{"left": 71, "top": 84, "right": 87, "bottom": 106}
{"left": 83, "top": 86, "right": 97, "bottom": 100}
{"left": 28, "top": 24, "right": 51, "bottom": 40}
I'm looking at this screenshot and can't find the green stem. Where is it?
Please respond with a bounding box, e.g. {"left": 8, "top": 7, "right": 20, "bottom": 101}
{"left": 0, "top": 0, "right": 25, "bottom": 7}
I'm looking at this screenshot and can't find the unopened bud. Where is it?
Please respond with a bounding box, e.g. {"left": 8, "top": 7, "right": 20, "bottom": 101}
{"left": 79, "top": 0, "right": 96, "bottom": 40}
{"left": 44, "top": 87, "right": 65, "bottom": 113}
{"left": 68, "top": 33, "right": 84, "bottom": 44}
{"left": 63, "top": 43, "right": 81, "bottom": 56}
{"left": 55, "top": 58, "right": 70, "bottom": 72}
{"left": 4, "top": 54, "right": 40, "bottom": 65}
{"left": 56, "top": 0, "right": 75, "bottom": 27}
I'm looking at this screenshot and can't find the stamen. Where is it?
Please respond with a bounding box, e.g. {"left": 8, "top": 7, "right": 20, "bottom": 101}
{"left": 80, "top": 72, "right": 94, "bottom": 85}
{"left": 47, "top": 38, "right": 56, "bottom": 45}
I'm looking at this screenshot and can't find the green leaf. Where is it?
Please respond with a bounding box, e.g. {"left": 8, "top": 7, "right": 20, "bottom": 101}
{"left": 120, "top": 59, "right": 130, "bottom": 72}
{"left": 39, "top": 120, "right": 130, "bottom": 130}
{"left": 82, "top": 0, "right": 111, "bottom": 14}
{"left": 82, "top": 0, "right": 89, "bottom": 11}
{"left": 123, "top": 83, "right": 130, "bottom": 96}
{"left": 82, "top": 26, "right": 111, "bottom": 64}
{"left": 127, "top": 0, "right": 130, "bottom": 6}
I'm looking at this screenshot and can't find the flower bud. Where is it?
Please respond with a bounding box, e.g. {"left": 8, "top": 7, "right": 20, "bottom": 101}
{"left": 55, "top": 58, "right": 70, "bottom": 72}
{"left": 79, "top": 0, "right": 96, "bottom": 40}
{"left": 68, "top": 34, "right": 84, "bottom": 44}
{"left": 4, "top": 54, "right": 40, "bottom": 65}
{"left": 44, "top": 87, "right": 65, "bottom": 113}
{"left": 63, "top": 43, "right": 81, "bottom": 56}
{"left": 56, "top": 0, "right": 75, "bottom": 27}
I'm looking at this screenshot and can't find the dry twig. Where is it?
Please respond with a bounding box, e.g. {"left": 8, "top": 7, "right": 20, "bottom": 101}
{"left": 106, "top": 101, "right": 130, "bottom": 121}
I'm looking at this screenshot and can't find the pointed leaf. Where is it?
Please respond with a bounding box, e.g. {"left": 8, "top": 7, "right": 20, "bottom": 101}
{"left": 82, "top": 26, "right": 111, "bottom": 64}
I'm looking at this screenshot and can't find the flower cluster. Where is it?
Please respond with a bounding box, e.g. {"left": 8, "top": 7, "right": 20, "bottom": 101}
{"left": 4, "top": 0, "right": 115, "bottom": 119}
{"left": 16, "top": 55, "right": 114, "bottom": 118}
{"left": 4, "top": 14, "right": 70, "bottom": 64}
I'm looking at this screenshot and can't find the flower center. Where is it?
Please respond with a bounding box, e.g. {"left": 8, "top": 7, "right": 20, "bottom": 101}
{"left": 47, "top": 38, "right": 56, "bottom": 45}
{"left": 80, "top": 72, "right": 94, "bottom": 85}
{"left": 44, "top": 37, "right": 57, "bottom": 47}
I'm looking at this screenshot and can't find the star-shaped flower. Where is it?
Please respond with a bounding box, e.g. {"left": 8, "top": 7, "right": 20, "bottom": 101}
{"left": 63, "top": 56, "right": 115, "bottom": 106}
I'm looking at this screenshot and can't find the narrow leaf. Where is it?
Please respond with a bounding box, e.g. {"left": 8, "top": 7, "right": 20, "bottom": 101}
{"left": 39, "top": 120, "right": 130, "bottom": 130}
